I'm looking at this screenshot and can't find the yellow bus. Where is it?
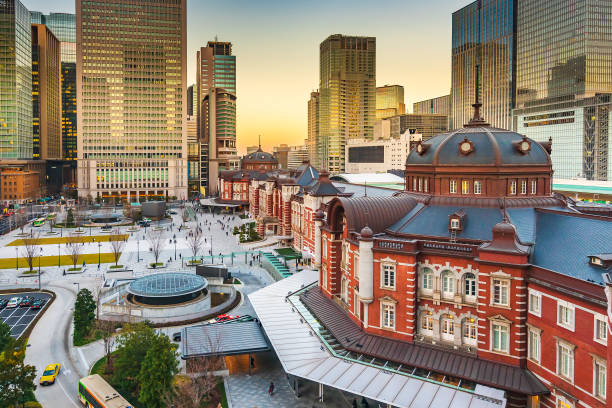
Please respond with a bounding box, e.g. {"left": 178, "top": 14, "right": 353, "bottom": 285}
{"left": 78, "top": 374, "right": 133, "bottom": 408}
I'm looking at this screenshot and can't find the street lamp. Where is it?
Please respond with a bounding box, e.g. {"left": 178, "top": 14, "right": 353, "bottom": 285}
{"left": 174, "top": 239, "right": 177, "bottom": 261}
{"left": 15, "top": 247, "right": 18, "bottom": 271}
{"left": 98, "top": 242, "right": 102, "bottom": 266}
{"left": 38, "top": 247, "right": 42, "bottom": 291}
{"left": 58, "top": 243, "right": 61, "bottom": 267}
{"left": 137, "top": 239, "right": 140, "bottom": 262}
{"left": 73, "top": 282, "right": 80, "bottom": 293}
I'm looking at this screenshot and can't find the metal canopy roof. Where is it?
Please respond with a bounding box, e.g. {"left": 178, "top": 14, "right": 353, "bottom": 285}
{"left": 181, "top": 321, "right": 269, "bottom": 358}
{"left": 128, "top": 273, "right": 207, "bottom": 298}
{"left": 249, "top": 271, "right": 506, "bottom": 408}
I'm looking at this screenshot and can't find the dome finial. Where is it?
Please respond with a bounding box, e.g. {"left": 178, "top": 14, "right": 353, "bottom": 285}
{"left": 257, "top": 135, "right": 262, "bottom": 152}
{"left": 465, "top": 65, "right": 490, "bottom": 128}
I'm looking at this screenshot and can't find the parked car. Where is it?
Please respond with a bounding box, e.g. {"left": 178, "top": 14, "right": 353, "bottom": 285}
{"left": 19, "top": 297, "right": 32, "bottom": 307}
{"left": 6, "top": 297, "right": 21, "bottom": 308}
{"left": 39, "top": 363, "right": 60, "bottom": 385}
{"left": 0, "top": 299, "right": 8, "bottom": 309}
{"left": 172, "top": 332, "right": 181, "bottom": 342}
{"left": 31, "top": 299, "right": 45, "bottom": 309}
{"left": 101, "top": 224, "right": 112, "bottom": 231}
{"left": 215, "top": 314, "right": 240, "bottom": 322}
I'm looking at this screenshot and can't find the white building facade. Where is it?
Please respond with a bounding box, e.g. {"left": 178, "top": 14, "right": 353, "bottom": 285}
{"left": 345, "top": 132, "right": 421, "bottom": 174}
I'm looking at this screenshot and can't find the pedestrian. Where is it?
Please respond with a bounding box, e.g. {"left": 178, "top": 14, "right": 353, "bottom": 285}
{"left": 361, "top": 397, "right": 369, "bottom": 407}
{"left": 268, "top": 382, "right": 274, "bottom": 396}
{"left": 352, "top": 398, "right": 358, "bottom": 408}
{"left": 250, "top": 356, "right": 255, "bottom": 369}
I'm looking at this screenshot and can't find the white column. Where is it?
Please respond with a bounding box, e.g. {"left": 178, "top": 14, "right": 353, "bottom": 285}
{"left": 314, "top": 218, "right": 322, "bottom": 269}
{"left": 358, "top": 239, "right": 374, "bottom": 303}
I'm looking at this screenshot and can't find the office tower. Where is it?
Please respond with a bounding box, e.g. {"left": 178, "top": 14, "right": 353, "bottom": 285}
{"left": 307, "top": 91, "right": 320, "bottom": 168}
{"left": 287, "top": 144, "right": 309, "bottom": 170}
{"left": 30, "top": 12, "right": 77, "bottom": 174}
{"left": 273, "top": 144, "right": 290, "bottom": 169}
{"left": 375, "top": 114, "right": 448, "bottom": 141}
{"left": 76, "top": 0, "right": 187, "bottom": 202}
{"left": 318, "top": 34, "right": 375, "bottom": 174}
{"left": 413, "top": 94, "right": 452, "bottom": 128}
{"left": 0, "top": 0, "right": 33, "bottom": 160}
{"left": 187, "top": 85, "right": 194, "bottom": 116}
{"left": 246, "top": 146, "right": 259, "bottom": 155}
{"left": 376, "top": 85, "right": 405, "bottom": 120}
{"left": 513, "top": 0, "right": 612, "bottom": 180}
{"left": 451, "top": 0, "right": 516, "bottom": 130}
{"left": 186, "top": 115, "right": 199, "bottom": 197}
{"left": 31, "top": 24, "right": 61, "bottom": 163}
{"left": 196, "top": 41, "right": 238, "bottom": 195}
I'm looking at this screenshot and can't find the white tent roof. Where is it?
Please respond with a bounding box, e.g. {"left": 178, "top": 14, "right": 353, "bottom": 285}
{"left": 331, "top": 173, "right": 404, "bottom": 184}
{"left": 249, "top": 271, "right": 506, "bottom": 408}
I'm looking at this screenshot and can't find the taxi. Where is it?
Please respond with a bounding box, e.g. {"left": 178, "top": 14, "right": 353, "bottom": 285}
{"left": 40, "top": 363, "right": 60, "bottom": 385}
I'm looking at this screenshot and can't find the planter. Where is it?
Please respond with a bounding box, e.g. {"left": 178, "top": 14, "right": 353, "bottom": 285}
{"left": 109, "top": 265, "right": 124, "bottom": 269}
{"left": 147, "top": 262, "right": 166, "bottom": 269}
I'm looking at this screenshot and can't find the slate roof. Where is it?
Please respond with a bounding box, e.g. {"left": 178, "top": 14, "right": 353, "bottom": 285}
{"left": 300, "top": 287, "right": 548, "bottom": 396}
{"left": 532, "top": 210, "right": 612, "bottom": 284}
{"left": 294, "top": 165, "right": 318, "bottom": 187}
{"left": 388, "top": 205, "right": 504, "bottom": 241}
{"left": 334, "top": 195, "right": 419, "bottom": 234}
{"left": 406, "top": 127, "right": 551, "bottom": 167}
{"left": 331, "top": 182, "right": 398, "bottom": 198}
{"left": 242, "top": 149, "right": 278, "bottom": 164}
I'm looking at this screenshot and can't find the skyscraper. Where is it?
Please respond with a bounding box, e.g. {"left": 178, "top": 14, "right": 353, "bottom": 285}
{"left": 318, "top": 34, "right": 375, "bottom": 174}
{"left": 187, "top": 85, "right": 194, "bottom": 116}
{"left": 376, "top": 85, "right": 405, "bottom": 120}
{"left": 31, "top": 24, "right": 61, "bottom": 161}
{"left": 513, "top": 0, "right": 612, "bottom": 180}
{"left": 413, "top": 94, "right": 452, "bottom": 128}
{"left": 76, "top": 0, "right": 187, "bottom": 202}
{"left": 196, "top": 41, "right": 238, "bottom": 195}
{"left": 307, "top": 91, "right": 319, "bottom": 167}
{"left": 0, "top": 0, "right": 33, "bottom": 160}
{"left": 451, "top": 0, "right": 516, "bottom": 130}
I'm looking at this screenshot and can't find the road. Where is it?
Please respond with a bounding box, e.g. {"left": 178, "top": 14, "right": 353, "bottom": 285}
{"left": 24, "top": 282, "right": 85, "bottom": 408}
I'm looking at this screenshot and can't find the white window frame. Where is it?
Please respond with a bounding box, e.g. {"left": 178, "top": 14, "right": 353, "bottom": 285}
{"left": 381, "top": 302, "right": 395, "bottom": 330}
{"left": 491, "top": 322, "right": 510, "bottom": 353}
{"left": 557, "top": 340, "right": 574, "bottom": 382}
{"left": 424, "top": 178, "right": 428, "bottom": 193}
{"left": 464, "top": 273, "right": 477, "bottom": 301}
{"left": 450, "top": 218, "right": 460, "bottom": 229}
{"left": 461, "top": 180, "right": 469, "bottom": 194}
{"left": 322, "top": 264, "right": 327, "bottom": 289}
{"left": 441, "top": 271, "right": 455, "bottom": 298}
{"left": 594, "top": 314, "right": 607, "bottom": 345}
{"left": 594, "top": 358, "right": 607, "bottom": 401}
{"left": 463, "top": 318, "right": 477, "bottom": 346}
{"left": 322, "top": 238, "right": 327, "bottom": 259}
{"left": 492, "top": 278, "right": 510, "bottom": 307}
{"left": 353, "top": 253, "right": 359, "bottom": 281}
{"left": 528, "top": 327, "right": 541, "bottom": 363}
{"left": 474, "top": 180, "right": 482, "bottom": 195}
{"left": 510, "top": 180, "right": 517, "bottom": 195}
{"left": 412, "top": 177, "right": 417, "bottom": 191}
{"left": 449, "top": 180, "right": 457, "bottom": 194}
{"left": 557, "top": 301, "right": 575, "bottom": 332}
{"left": 531, "top": 179, "right": 537, "bottom": 195}
{"left": 381, "top": 263, "right": 396, "bottom": 290}
{"left": 556, "top": 395, "right": 574, "bottom": 408}
{"left": 418, "top": 177, "right": 422, "bottom": 192}
{"left": 441, "top": 315, "right": 455, "bottom": 342}
{"left": 520, "top": 179, "right": 527, "bottom": 195}
{"left": 420, "top": 312, "right": 433, "bottom": 336}
{"left": 421, "top": 268, "right": 433, "bottom": 292}
{"left": 354, "top": 291, "right": 360, "bottom": 318}
{"left": 528, "top": 290, "right": 541, "bottom": 317}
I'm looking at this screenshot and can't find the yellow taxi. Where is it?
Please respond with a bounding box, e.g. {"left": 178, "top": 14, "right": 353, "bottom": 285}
{"left": 40, "top": 363, "right": 60, "bottom": 385}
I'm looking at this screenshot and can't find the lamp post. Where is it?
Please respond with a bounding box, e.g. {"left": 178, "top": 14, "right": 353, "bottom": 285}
{"left": 38, "top": 247, "right": 42, "bottom": 291}
{"left": 174, "top": 239, "right": 177, "bottom": 261}
{"left": 73, "top": 282, "right": 79, "bottom": 293}
{"left": 137, "top": 239, "right": 140, "bottom": 262}
{"left": 58, "top": 243, "right": 61, "bottom": 267}
{"left": 98, "top": 242, "right": 102, "bottom": 266}
{"left": 210, "top": 235, "right": 213, "bottom": 264}
{"left": 15, "top": 247, "right": 18, "bottom": 271}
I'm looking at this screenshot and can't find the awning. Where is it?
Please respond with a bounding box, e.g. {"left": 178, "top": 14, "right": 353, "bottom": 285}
{"left": 181, "top": 321, "right": 270, "bottom": 359}
{"left": 248, "top": 271, "right": 507, "bottom": 408}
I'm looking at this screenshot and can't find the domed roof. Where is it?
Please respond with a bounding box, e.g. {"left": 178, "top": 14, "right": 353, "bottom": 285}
{"left": 406, "top": 127, "right": 551, "bottom": 167}
{"left": 243, "top": 147, "right": 278, "bottom": 164}
{"left": 128, "top": 273, "right": 208, "bottom": 298}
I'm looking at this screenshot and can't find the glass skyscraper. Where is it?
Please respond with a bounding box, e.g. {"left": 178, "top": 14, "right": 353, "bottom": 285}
{"left": 451, "top": 0, "right": 516, "bottom": 130}
{"left": 76, "top": 0, "right": 187, "bottom": 201}
{"left": 376, "top": 85, "right": 405, "bottom": 120}
{"left": 0, "top": 0, "right": 32, "bottom": 159}
{"left": 318, "top": 34, "right": 376, "bottom": 174}
{"left": 196, "top": 41, "right": 238, "bottom": 195}
{"left": 513, "top": 0, "right": 612, "bottom": 180}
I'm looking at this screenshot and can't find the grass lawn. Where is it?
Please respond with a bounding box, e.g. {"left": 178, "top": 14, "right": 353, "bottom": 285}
{"left": 8, "top": 234, "right": 129, "bottom": 246}
{"left": 0, "top": 253, "right": 118, "bottom": 269}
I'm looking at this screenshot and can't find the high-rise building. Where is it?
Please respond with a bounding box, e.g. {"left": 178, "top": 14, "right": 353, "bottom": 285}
{"left": 451, "top": 0, "right": 516, "bottom": 130}
{"left": 273, "top": 144, "right": 290, "bottom": 169}
{"left": 30, "top": 12, "right": 77, "bottom": 175}
{"left": 413, "top": 94, "right": 452, "bottom": 128}
{"left": 377, "top": 114, "right": 449, "bottom": 141}
{"left": 187, "top": 84, "right": 194, "bottom": 116}
{"left": 76, "top": 0, "right": 187, "bottom": 202}
{"left": 287, "top": 144, "right": 309, "bottom": 170}
{"left": 31, "top": 24, "right": 61, "bottom": 162}
{"left": 376, "top": 85, "right": 405, "bottom": 120}
{"left": 513, "top": 0, "right": 612, "bottom": 181}
{"left": 186, "top": 115, "right": 199, "bottom": 197}
{"left": 318, "top": 34, "right": 375, "bottom": 174}
{"left": 0, "top": 0, "right": 33, "bottom": 160}
{"left": 196, "top": 41, "right": 238, "bottom": 195}
{"left": 307, "top": 91, "right": 320, "bottom": 168}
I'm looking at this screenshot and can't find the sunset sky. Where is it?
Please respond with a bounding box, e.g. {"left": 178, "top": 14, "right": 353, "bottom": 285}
{"left": 23, "top": 0, "right": 472, "bottom": 154}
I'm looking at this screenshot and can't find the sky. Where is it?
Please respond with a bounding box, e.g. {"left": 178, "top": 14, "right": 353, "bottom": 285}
{"left": 22, "top": 0, "right": 473, "bottom": 154}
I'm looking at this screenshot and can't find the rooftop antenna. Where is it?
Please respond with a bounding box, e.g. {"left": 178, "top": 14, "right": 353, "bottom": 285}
{"left": 364, "top": 180, "right": 368, "bottom": 197}
{"left": 258, "top": 135, "right": 262, "bottom": 151}
{"left": 465, "top": 64, "right": 490, "bottom": 127}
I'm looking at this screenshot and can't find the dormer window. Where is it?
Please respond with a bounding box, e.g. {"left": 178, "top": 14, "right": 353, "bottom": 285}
{"left": 450, "top": 219, "right": 460, "bottom": 230}
{"left": 448, "top": 209, "right": 465, "bottom": 231}
{"left": 589, "top": 255, "right": 612, "bottom": 268}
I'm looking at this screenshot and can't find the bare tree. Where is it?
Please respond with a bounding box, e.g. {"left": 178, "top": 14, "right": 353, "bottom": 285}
{"left": 147, "top": 229, "right": 165, "bottom": 266}
{"left": 97, "top": 319, "right": 116, "bottom": 373}
{"left": 109, "top": 229, "right": 126, "bottom": 267}
{"left": 21, "top": 233, "right": 41, "bottom": 272}
{"left": 17, "top": 211, "right": 27, "bottom": 235}
{"left": 66, "top": 233, "right": 83, "bottom": 269}
{"left": 186, "top": 228, "right": 203, "bottom": 262}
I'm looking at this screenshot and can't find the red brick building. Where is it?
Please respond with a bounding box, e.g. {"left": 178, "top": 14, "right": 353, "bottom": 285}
{"left": 310, "top": 113, "right": 612, "bottom": 407}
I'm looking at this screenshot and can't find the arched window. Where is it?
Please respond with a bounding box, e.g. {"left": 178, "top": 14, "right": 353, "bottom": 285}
{"left": 420, "top": 311, "right": 433, "bottom": 336}
{"left": 421, "top": 268, "right": 433, "bottom": 292}
{"left": 463, "top": 317, "right": 477, "bottom": 346}
{"left": 441, "top": 314, "right": 454, "bottom": 341}
{"left": 441, "top": 271, "right": 454, "bottom": 298}
{"left": 464, "top": 273, "right": 477, "bottom": 300}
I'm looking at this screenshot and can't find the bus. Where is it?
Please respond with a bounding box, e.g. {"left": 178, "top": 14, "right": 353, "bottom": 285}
{"left": 32, "top": 218, "right": 46, "bottom": 227}
{"left": 78, "top": 374, "right": 133, "bottom": 408}
{"left": 46, "top": 212, "right": 56, "bottom": 221}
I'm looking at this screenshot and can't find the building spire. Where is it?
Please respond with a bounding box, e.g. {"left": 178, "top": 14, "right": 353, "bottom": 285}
{"left": 465, "top": 65, "right": 490, "bottom": 127}
{"left": 258, "top": 135, "right": 262, "bottom": 152}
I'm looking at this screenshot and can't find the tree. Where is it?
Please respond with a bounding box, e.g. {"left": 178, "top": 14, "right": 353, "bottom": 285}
{"left": 109, "top": 229, "right": 125, "bottom": 267}
{"left": 65, "top": 234, "right": 82, "bottom": 269}
{"left": 97, "top": 320, "right": 116, "bottom": 373}
{"left": 66, "top": 208, "right": 74, "bottom": 227}
{"left": 186, "top": 228, "right": 203, "bottom": 261}
{"left": 147, "top": 230, "right": 165, "bottom": 266}
{"left": 73, "top": 288, "right": 96, "bottom": 344}
{"left": 0, "top": 321, "right": 11, "bottom": 352}
{"left": 21, "top": 234, "right": 41, "bottom": 272}
{"left": 137, "top": 334, "right": 178, "bottom": 408}
{"left": 0, "top": 339, "right": 37, "bottom": 407}
{"left": 112, "top": 323, "right": 157, "bottom": 396}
